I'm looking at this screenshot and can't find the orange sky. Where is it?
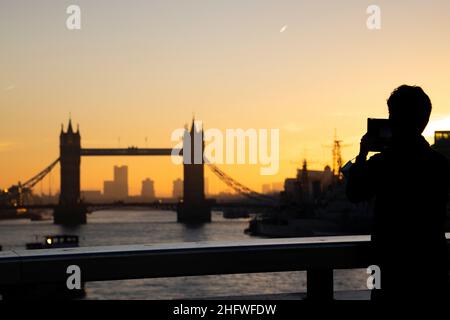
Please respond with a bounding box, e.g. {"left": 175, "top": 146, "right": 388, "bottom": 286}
{"left": 1, "top": 1, "right": 450, "bottom": 196}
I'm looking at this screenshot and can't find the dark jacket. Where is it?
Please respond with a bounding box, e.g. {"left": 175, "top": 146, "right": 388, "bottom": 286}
{"left": 346, "top": 136, "right": 449, "bottom": 300}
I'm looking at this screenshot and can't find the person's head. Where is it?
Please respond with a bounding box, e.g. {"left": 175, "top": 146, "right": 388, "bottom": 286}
{"left": 387, "top": 85, "right": 432, "bottom": 138}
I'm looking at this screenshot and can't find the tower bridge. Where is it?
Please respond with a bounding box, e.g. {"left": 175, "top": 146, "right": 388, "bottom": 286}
{"left": 2, "top": 119, "right": 274, "bottom": 225}
{"left": 56, "top": 118, "right": 209, "bottom": 225}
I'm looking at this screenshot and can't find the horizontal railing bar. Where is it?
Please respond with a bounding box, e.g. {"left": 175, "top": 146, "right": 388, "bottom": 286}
{"left": 0, "top": 235, "right": 449, "bottom": 286}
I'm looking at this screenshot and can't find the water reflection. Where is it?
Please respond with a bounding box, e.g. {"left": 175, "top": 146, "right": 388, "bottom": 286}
{"left": 0, "top": 210, "right": 367, "bottom": 299}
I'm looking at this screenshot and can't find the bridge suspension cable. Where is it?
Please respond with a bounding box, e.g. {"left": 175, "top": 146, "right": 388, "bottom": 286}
{"left": 22, "top": 158, "right": 60, "bottom": 189}
{"left": 206, "top": 163, "right": 277, "bottom": 204}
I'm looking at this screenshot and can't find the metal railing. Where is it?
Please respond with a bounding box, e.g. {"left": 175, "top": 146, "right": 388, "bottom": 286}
{"left": 1, "top": 235, "right": 449, "bottom": 299}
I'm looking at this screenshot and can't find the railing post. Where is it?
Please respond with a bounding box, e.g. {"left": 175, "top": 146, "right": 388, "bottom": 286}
{"left": 306, "top": 268, "right": 334, "bottom": 300}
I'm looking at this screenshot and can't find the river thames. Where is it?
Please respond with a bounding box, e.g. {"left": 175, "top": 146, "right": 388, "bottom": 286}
{"left": 0, "top": 210, "right": 367, "bottom": 299}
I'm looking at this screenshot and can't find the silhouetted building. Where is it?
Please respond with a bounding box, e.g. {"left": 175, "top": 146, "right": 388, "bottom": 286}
{"left": 172, "top": 178, "right": 183, "bottom": 199}
{"left": 141, "top": 178, "right": 155, "bottom": 200}
{"left": 272, "top": 182, "right": 283, "bottom": 192}
{"left": 103, "top": 181, "right": 115, "bottom": 199}
{"left": 299, "top": 164, "right": 333, "bottom": 199}
{"left": 262, "top": 182, "right": 283, "bottom": 194}
{"left": 103, "top": 165, "right": 129, "bottom": 200}
{"left": 114, "top": 165, "right": 128, "bottom": 197}
{"left": 262, "top": 184, "right": 271, "bottom": 194}
{"left": 283, "top": 178, "right": 301, "bottom": 204}
{"left": 432, "top": 131, "right": 450, "bottom": 160}
{"left": 282, "top": 162, "right": 333, "bottom": 204}
{"left": 81, "top": 190, "right": 102, "bottom": 203}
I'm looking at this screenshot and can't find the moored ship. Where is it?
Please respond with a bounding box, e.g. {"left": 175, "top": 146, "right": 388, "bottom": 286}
{"left": 246, "top": 159, "right": 373, "bottom": 238}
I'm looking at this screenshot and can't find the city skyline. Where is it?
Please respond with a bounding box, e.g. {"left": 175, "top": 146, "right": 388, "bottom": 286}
{"left": 38, "top": 161, "right": 276, "bottom": 198}
{"left": 1, "top": 0, "right": 450, "bottom": 303}
{"left": 2, "top": 1, "right": 450, "bottom": 195}
{"left": 60, "top": 164, "right": 219, "bottom": 199}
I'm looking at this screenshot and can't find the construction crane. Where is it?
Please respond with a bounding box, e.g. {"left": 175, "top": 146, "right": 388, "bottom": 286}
{"left": 323, "top": 130, "right": 351, "bottom": 179}
{"left": 1, "top": 158, "right": 59, "bottom": 206}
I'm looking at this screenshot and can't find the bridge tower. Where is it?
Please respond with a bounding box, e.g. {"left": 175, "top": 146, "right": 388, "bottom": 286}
{"left": 54, "top": 119, "right": 86, "bottom": 225}
{"left": 177, "top": 120, "right": 211, "bottom": 223}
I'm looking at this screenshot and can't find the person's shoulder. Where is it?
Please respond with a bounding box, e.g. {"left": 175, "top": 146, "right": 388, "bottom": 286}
{"left": 365, "top": 152, "right": 385, "bottom": 169}
{"left": 428, "top": 148, "right": 449, "bottom": 169}
{"left": 367, "top": 152, "right": 384, "bottom": 163}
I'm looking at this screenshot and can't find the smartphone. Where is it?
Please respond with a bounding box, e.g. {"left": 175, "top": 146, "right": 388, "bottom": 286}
{"left": 367, "top": 118, "right": 392, "bottom": 152}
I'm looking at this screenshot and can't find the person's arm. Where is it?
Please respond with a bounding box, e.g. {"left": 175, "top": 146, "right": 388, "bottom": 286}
{"left": 346, "top": 134, "right": 376, "bottom": 203}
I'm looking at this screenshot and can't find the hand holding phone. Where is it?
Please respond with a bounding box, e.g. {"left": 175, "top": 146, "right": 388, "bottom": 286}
{"left": 367, "top": 118, "right": 392, "bottom": 152}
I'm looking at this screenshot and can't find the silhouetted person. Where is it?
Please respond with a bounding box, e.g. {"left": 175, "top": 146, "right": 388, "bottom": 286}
{"left": 346, "top": 85, "right": 449, "bottom": 301}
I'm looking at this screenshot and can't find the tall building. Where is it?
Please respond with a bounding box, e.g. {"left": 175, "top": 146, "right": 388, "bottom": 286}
{"left": 141, "top": 178, "right": 155, "bottom": 200}
{"left": 103, "top": 165, "right": 129, "bottom": 200}
{"left": 114, "top": 165, "right": 128, "bottom": 197}
{"left": 172, "top": 178, "right": 183, "bottom": 199}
